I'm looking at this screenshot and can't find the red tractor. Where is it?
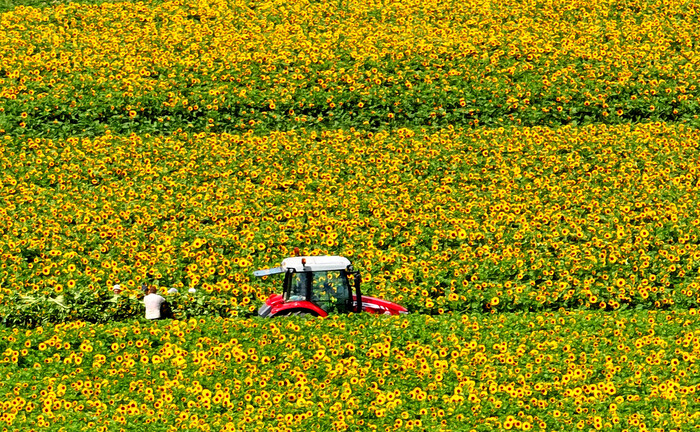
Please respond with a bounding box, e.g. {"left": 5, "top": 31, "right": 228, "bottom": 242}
{"left": 255, "top": 255, "right": 408, "bottom": 317}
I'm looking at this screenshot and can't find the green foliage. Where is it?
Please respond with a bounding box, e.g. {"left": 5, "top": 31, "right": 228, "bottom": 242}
{"left": 0, "top": 0, "right": 124, "bottom": 14}
{"left": 0, "top": 288, "right": 238, "bottom": 327}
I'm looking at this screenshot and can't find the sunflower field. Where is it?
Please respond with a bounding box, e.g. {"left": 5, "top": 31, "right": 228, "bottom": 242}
{"left": 2, "top": 312, "right": 700, "bottom": 431}
{"left": 3, "top": 125, "right": 700, "bottom": 322}
{"left": 2, "top": 0, "right": 700, "bottom": 430}
{"left": 1, "top": 0, "right": 699, "bottom": 136}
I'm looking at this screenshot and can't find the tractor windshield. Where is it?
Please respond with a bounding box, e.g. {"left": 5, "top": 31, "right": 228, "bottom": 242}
{"left": 312, "top": 270, "right": 350, "bottom": 311}
{"left": 286, "top": 270, "right": 352, "bottom": 312}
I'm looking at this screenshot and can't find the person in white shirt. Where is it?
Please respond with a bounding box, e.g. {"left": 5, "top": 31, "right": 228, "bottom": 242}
{"left": 144, "top": 287, "right": 165, "bottom": 320}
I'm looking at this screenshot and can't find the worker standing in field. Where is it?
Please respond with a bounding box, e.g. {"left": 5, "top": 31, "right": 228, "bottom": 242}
{"left": 109, "top": 284, "right": 123, "bottom": 303}
{"left": 144, "top": 286, "right": 166, "bottom": 320}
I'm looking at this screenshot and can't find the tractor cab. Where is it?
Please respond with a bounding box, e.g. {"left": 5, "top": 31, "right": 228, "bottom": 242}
{"left": 281, "top": 256, "right": 360, "bottom": 313}
{"left": 255, "top": 255, "right": 407, "bottom": 317}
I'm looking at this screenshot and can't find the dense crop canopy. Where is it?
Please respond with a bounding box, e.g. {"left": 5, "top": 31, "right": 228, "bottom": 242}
{"left": 1, "top": 0, "right": 700, "bottom": 136}
{"left": 2, "top": 124, "right": 700, "bottom": 323}
{"left": 1, "top": 312, "right": 699, "bottom": 431}
{"left": 2, "top": 0, "right": 700, "bottom": 429}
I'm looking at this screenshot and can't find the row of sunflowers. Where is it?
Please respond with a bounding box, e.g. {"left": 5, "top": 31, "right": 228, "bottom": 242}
{"left": 1, "top": 311, "right": 698, "bottom": 431}
{"left": 2, "top": 124, "right": 700, "bottom": 322}
{"left": 1, "top": 0, "right": 700, "bottom": 136}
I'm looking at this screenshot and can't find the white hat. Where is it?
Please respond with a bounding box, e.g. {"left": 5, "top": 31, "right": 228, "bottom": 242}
{"left": 167, "top": 287, "right": 179, "bottom": 294}
{"left": 188, "top": 288, "right": 196, "bottom": 293}
{"left": 112, "top": 284, "right": 121, "bottom": 291}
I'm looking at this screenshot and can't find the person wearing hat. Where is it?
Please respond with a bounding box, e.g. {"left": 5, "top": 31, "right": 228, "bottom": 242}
{"left": 109, "top": 284, "right": 123, "bottom": 303}
{"left": 104, "top": 283, "right": 124, "bottom": 321}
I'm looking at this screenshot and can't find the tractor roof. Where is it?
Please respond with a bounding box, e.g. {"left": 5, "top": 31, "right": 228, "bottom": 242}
{"left": 253, "top": 255, "right": 352, "bottom": 277}
{"left": 281, "top": 256, "right": 352, "bottom": 272}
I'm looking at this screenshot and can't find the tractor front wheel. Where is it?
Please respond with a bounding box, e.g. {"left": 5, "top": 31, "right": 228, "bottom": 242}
{"left": 275, "top": 309, "right": 318, "bottom": 318}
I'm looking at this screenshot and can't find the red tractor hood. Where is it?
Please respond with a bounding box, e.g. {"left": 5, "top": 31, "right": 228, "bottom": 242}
{"left": 258, "top": 295, "right": 328, "bottom": 318}
{"left": 355, "top": 295, "right": 408, "bottom": 315}
{"left": 258, "top": 294, "right": 407, "bottom": 317}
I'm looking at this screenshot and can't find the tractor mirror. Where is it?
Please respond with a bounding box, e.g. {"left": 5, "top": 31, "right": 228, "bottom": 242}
{"left": 351, "top": 271, "right": 362, "bottom": 313}
{"left": 253, "top": 266, "right": 284, "bottom": 277}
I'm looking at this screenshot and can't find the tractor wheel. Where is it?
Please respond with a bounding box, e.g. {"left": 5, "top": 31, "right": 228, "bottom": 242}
{"left": 275, "top": 310, "right": 317, "bottom": 318}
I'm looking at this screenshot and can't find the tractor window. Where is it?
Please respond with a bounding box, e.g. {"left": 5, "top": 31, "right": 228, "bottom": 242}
{"left": 286, "top": 272, "right": 309, "bottom": 301}
{"left": 311, "top": 271, "right": 350, "bottom": 312}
